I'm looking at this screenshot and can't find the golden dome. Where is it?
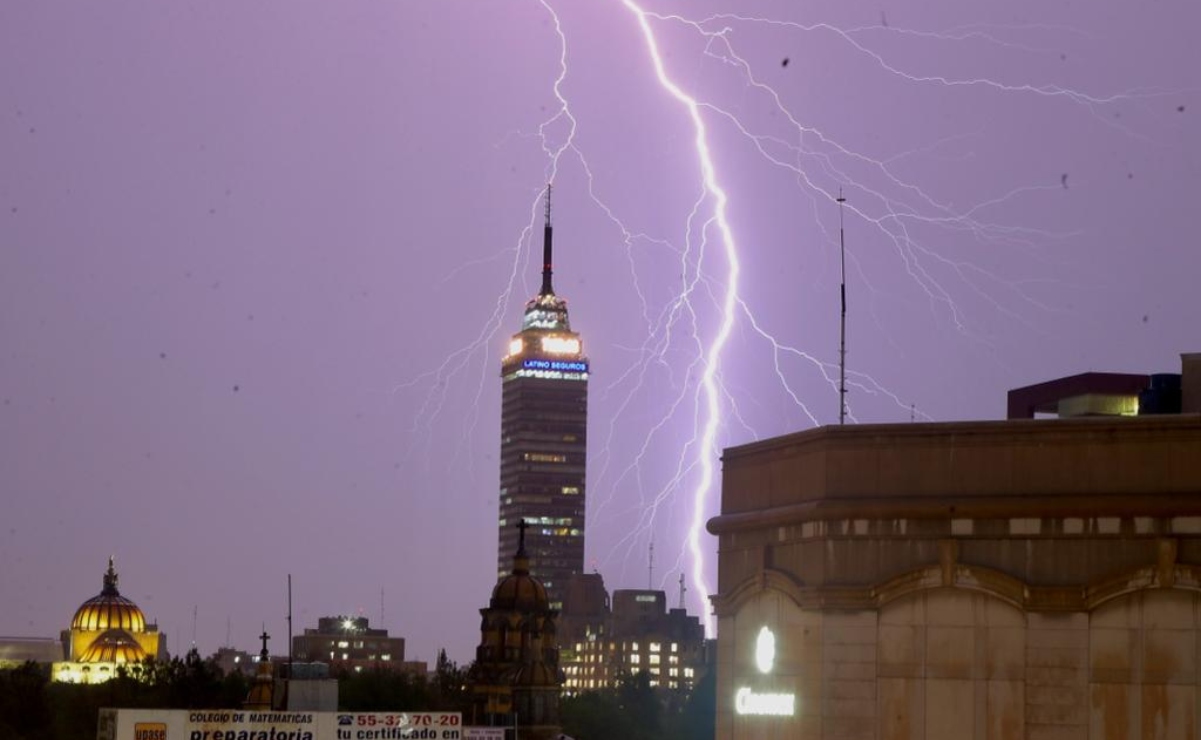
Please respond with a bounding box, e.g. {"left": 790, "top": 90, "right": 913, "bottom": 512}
{"left": 71, "top": 558, "right": 147, "bottom": 633}
{"left": 78, "top": 629, "right": 148, "bottom": 664}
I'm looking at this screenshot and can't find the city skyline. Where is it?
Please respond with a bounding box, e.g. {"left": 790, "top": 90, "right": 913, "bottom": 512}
{"left": 2, "top": 1, "right": 1199, "bottom": 664}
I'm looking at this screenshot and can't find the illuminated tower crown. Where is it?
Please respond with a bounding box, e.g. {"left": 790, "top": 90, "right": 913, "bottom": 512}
{"left": 497, "top": 185, "right": 589, "bottom": 612}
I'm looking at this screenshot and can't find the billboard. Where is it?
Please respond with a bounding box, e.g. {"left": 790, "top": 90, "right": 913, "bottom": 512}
{"left": 97, "top": 711, "right": 464, "bottom": 740}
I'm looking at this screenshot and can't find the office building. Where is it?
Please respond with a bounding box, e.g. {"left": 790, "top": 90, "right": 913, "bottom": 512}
{"left": 497, "top": 186, "right": 589, "bottom": 610}
{"left": 292, "top": 615, "right": 420, "bottom": 675}
{"left": 559, "top": 573, "right": 711, "bottom": 695}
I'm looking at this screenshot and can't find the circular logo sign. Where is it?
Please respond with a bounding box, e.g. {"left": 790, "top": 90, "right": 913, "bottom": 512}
{"left": 755, "top": 626, "right": 775, "bottom": 674}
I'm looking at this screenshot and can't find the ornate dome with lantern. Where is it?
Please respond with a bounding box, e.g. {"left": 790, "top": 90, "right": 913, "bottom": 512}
{"left": 490, "top": 544, "right": 551, "bottom": 613}
{"left": 468, "top": 520, "right": 562, "bottom": 740}
{"left": 53, "top": 558, "right": 166, "bottom": 684}
{"left": 71, "top": 560, "right": 147, "bottom": 632}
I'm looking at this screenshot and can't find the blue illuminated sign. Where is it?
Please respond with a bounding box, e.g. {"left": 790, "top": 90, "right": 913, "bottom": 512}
{"left": 523, "top": 359, "right": 589, "bottom": 373}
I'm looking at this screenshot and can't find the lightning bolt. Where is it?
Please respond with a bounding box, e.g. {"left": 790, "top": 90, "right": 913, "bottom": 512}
{"left": 396, "top": 2, "right": 1183, "bottom": 638}
{"left": 617, "top": 0, "right": 741, "bottom": 635}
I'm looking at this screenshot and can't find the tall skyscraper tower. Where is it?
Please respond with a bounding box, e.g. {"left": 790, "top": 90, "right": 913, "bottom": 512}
{"left": 497, "top": 185, "right": 588, "bottom": 611}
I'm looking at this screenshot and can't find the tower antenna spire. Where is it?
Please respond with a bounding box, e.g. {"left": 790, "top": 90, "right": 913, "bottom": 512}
{"left": 540, "top": 183, "right": 554, "bottom": 296}
{"left": 837, "top": 189, "right": 848, "bottom": 425}
{"left": 678, "top": 573, "right": 686, "bottom": 610}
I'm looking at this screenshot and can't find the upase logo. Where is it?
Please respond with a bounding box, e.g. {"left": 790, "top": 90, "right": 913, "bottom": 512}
{"left": 134, "top": 723, "right": 168, "bottom": 740}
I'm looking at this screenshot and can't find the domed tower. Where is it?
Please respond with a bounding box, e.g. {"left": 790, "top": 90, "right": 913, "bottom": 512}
{"left": 469, "top": 520, "right": 562, "bottom": 740}
{"left": 244, "top": 628, "right": 276, "bottom": 710}
{"left": 54, "top": 557, "right": 166, "bottom": 683}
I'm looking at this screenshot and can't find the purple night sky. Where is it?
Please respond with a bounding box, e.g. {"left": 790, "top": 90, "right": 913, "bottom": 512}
{"left": 2, "top": 1, "right": 1198, "bottom": 665}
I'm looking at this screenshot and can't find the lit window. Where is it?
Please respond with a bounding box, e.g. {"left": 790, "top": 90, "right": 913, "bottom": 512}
{"left": 562, "top": 486, "right": 579, "bottom": 495}
{"left": 684, "top": 668, "right": 694, "bottom": 678}
{"left": 671, "top": 643, "right": 678, "bottom": 653}
{"left": 650, "top": 643, "right": 661, "bottom": 653}
{"left": 524, "top": 452, "right": 567, "bottom": 463}
{"left": 650, "top": 655, "right": 660, "bottom": 665}
{"left": 630, "top": 655, "right": 641, "bottom": 665}
{"left": 541, "top": 336, "right": 581, "bottom": 355}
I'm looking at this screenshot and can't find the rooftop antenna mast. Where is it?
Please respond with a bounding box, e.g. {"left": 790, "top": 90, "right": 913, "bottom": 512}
{"left": 837, "top": 189, "right": 848, "bottom": 425}
{"left": 287, "top": 574, "right": 293, "bottom": 670}
{"left": 648, "top": 540, "right": 655, "bottom": 590}
{"left": 678, "top": 573, "right": 686, "bottom": 610}
{"left": 540, "top": 183, "right": 555, "bottom": 296}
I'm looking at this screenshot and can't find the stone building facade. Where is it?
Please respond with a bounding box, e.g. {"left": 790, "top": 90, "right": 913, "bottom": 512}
{"left": 709, "top": 411, "right": 1201, "bottom": 739}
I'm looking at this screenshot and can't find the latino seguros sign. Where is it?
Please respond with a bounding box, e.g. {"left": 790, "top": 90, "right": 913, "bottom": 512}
{"left": 734, "top": 626, "right": 796, "bottom": 717}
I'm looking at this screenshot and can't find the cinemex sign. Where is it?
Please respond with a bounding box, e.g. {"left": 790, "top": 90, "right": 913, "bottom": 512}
{"left": 734, "top": 626, "right": 796, "bottom": 717}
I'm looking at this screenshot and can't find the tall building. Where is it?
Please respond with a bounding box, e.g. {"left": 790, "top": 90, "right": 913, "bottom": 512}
{"left": 497, "top": 186, "right": 589, "bottom": 610}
